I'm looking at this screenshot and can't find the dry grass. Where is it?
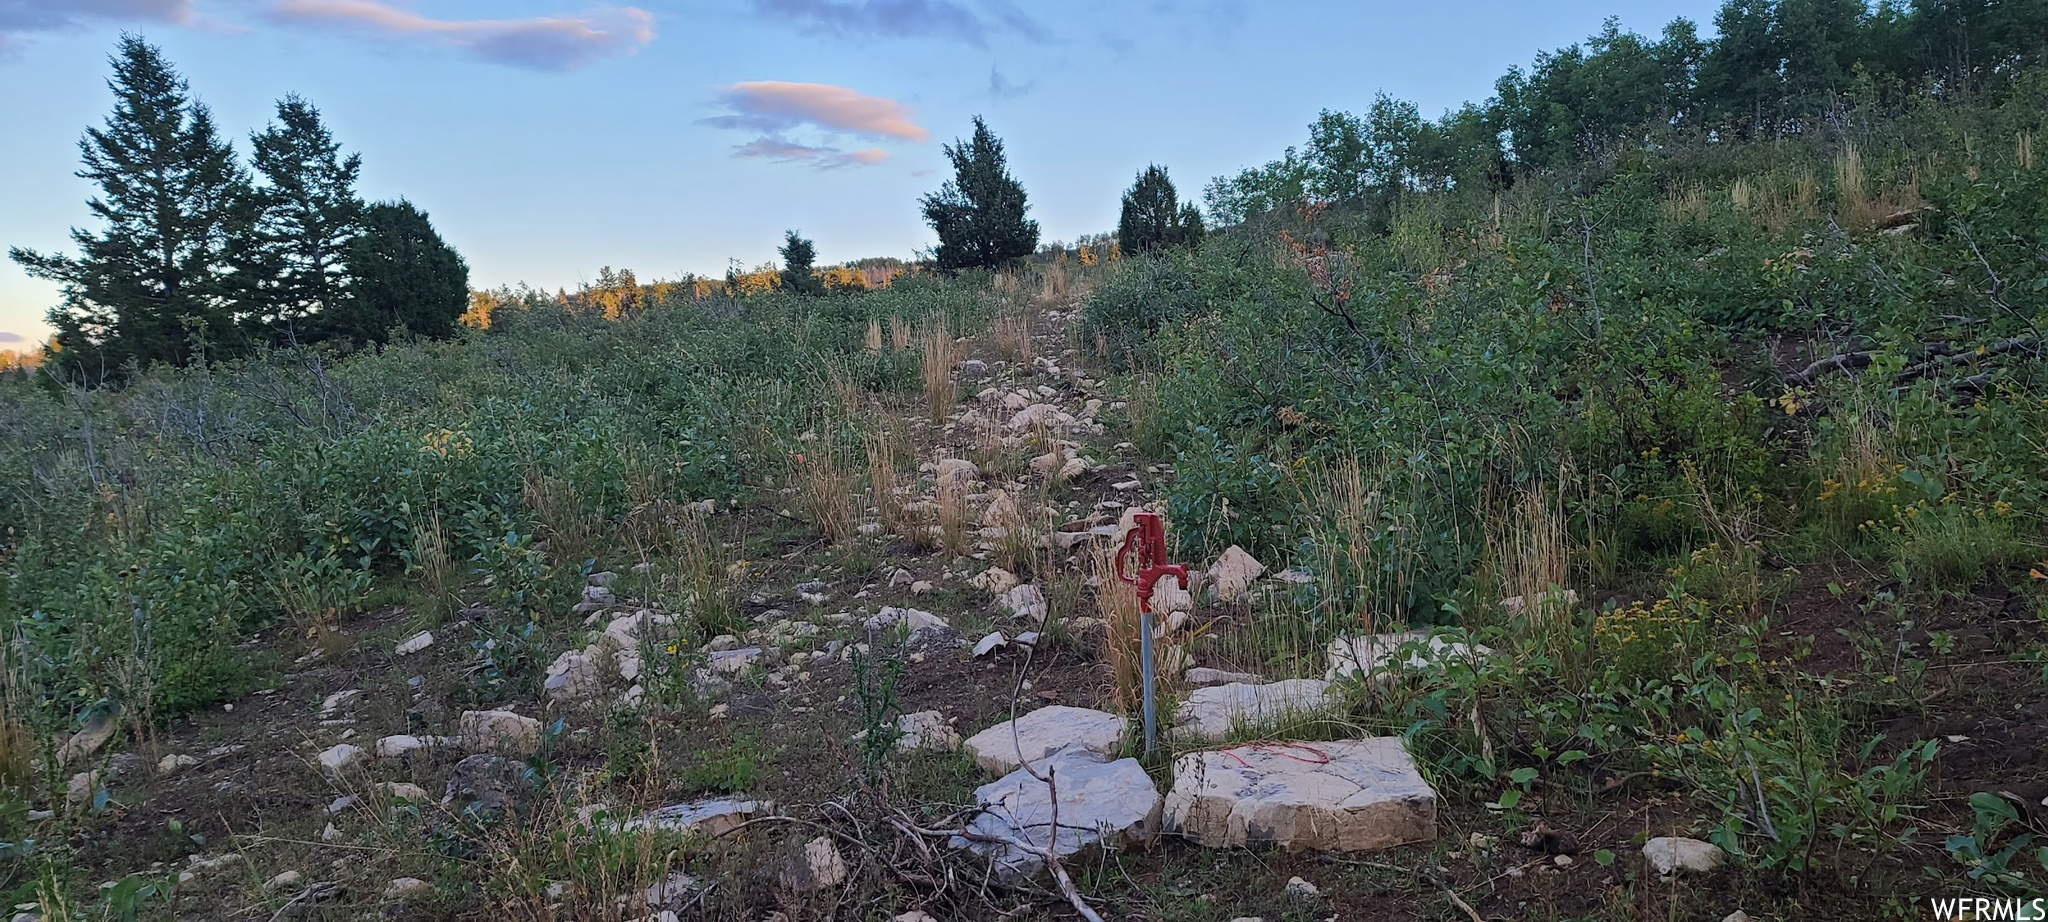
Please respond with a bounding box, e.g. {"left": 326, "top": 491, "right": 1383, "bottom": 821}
{"left": 823, "top": 359, "right": 864, "bottom": 416}
{"left": 1037, "top": 260, "right": 1068, "bottom": 307}
{"left": 1092, "top": 541, "right": 1145, "bottom": 714}
{"left": 1126, "top": 373, "right": 1166, "bottom": 459}
{"left": 527, "top": 470, "right": 607, "bottom": 567}
{"left": 864, "top": 318, "right": 883, "bottom": 353}
{"left": 793, "top": 431, "right": 857, "bottom": 543}
{"left": 2021, "top": 132, "right": 2035, "bottom": 170}
{"left": 1298, "top": 456, "right": 1398, "bottom": 632}
{"left": 969, "top": 424, "right": 1023, "bottom": 480}
{"left": 888, "top": 316, "right": 911, "bottom": 351}
{"left": 993, "top": 312, "right": 1033, "bottom": 365}
{"left": 919, "top": 316, "right": 959, "bottom": 422}
{"left": 935, "top": 475, "right": 971, "bottom": 555}
{"left": 1665, "top": 184, "right": 1709, "bottom": 223}
{"left": 675, "top": 506, "right": 741, "bottom": 636}
{"left": 405, "top": 512, "right": 458, "bottom": 623}
{"left": 864, "top": 422, "right": 908, "bottom": 537}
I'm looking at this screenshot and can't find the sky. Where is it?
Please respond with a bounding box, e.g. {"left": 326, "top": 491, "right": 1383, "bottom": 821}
{"left": 0, "top": 0, "right": 1729, "bottom": 345}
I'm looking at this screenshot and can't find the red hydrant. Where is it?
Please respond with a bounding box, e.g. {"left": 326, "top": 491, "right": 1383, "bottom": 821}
{"left": 1115, "top": 511, "right": 1186, "bottom": 756}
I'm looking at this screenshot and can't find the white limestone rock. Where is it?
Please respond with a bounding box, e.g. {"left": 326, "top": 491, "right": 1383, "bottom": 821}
{"left": 954, "top": 748, "right": 1162, "bottom": 884}
{"left": 1163, "top": 737, "right": 1437, "bottom": 852}
{"left": 457, "top": 709, "right": 543, "bottom": 757}
{"left": 1207, "top": 545, "right": 1267, "bottom": 602}
{"left": 1171, "top": 680, "right": 1340, "bottom": 743}
{"left": 962, "top": 705, "right": 1130, "bottom": 774}
{"left": 1643, "top": 836, "right": 1724, "bottom": 876}
{"left": 1325, "top": 630, "right": 1493, "bottom": 683}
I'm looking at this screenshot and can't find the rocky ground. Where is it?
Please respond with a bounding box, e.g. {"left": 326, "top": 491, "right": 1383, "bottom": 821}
{"left": 26, "top": 301, "right": 2045, "bottom": 922}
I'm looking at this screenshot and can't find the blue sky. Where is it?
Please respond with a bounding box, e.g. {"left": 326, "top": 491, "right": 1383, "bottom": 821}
{"left": 0, "top": 0, "right": 1728, "bottom": 344}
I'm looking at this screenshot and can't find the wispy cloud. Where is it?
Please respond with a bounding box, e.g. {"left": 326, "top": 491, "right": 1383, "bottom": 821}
{"left": 0, "top": 0, "right": 194, "bottom": 52}
{"left": 704, "top": 81, "right": 927, "bottom": 143}
{"left": 988, "top": 65, "right": 1031, "bottom": 100}
{"left": 0, "top": 331, "right": 25, "bottom": 344}
{"left": 265, "top": 0, "right": 654, "bottom": 71}
{"left": 734, "top": 137, "right": 888, "bottom": 169}
{"left": 749, "top": 0, "right": 1045, "bottom": 46}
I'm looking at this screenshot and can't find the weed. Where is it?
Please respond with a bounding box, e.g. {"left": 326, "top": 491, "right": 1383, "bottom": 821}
{"left": 919, "top": 316, "right": 959, "bottom": 422}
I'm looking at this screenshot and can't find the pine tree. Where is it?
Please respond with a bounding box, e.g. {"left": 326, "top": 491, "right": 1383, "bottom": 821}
{"left": 779, "top": 230, "right": 824, "bottom": 295}
{"left": 1117, "top": 165, "right": 1204, "bottom": 255}
{"left": 919, "top": 116, "right": 1039, "bottom": 271}
{"left": 320, "top": 201, "right": 469, "bottom": 344}
{"left": 9, "top": 36, "right": 249, "bottom": 374}
{"left": 241, "top": 94, "right": 364, "bottom": 344}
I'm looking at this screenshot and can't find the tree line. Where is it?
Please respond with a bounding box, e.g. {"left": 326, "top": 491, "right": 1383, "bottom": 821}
{"left": 10, "top": 37, "right": 470, "bottom": 378}
{"left": 1207, "top": 0, "right": 2048, "bottom": 227}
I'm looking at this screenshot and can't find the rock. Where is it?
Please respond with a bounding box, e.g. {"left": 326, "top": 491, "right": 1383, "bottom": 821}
{"left": 395, "top": 631, "right": 434, "bottom": 656}
{"left": 375, "top": 781, "right": 432, "bottom": 802}
{"left": 706, "top": 633, "right": 740, "bottom": 652}
{"left": 317, "top": 689, "right": 361, "bottom": 719}
{"left": 444, "top": 754, "right": 532, "bottom": 820}
{"left": 936, "top": 458, "right": 981, "bottom": 488}
{"left": 954, "top": 748, "right": 1162, "bottom": 884}
{"left": 1171, "top": 680, "right": 1339, "bottom": 742}
{"left": 973, "top": 632, "right": 1007, "bottom": 657}
{"left": 900, "top": 607, "right": 949, "bottom": 636}
{"left": 384, "top": 877, "right": 431, "bottom": 900}
{"left": 894, "top": 914, "right": 940, "bottom": 922}
{"left": 582, "top": 585, "right": 616, "bottom": 606}
{"left": 1722, "top": 913, "right": 1752, "bottom": 922}
{"left": 1325, "top": 630, "right": 1492, "bottom": 683}
{"left": 318, "top": 744, "right": 368, "bottom": 780}
{"left": 264, "top": 870, "right": 304, "bottom": 893}
{"left": 635, "top": 870, "right": 699, "bottom": 910}
{"left": 895, "top": 710, "right": 961, "bottom": 752}
{"left": 707, "top": 648, "right": 763, "bottom": 675}
{"left": 1285, "top": 876, "right": 1320, "bottom": 900}
{"left": 58, "top": 705, "right": 120, "bottom": 768}
{"left": 959, "top": 359, "right": 989, "bottom": 381}
{"left": 458, "top": 709, "right": 543, "bottom": 756}
{"left": 374, "top": 734, "right": 437, "bottom": 759}
{"left": 588, "top": 571, "right": 617, "bottom": 588}
{"left": 962, "top": 706, "right": 1129, "bottom": 774}
{"left": 971, "top": 567, "right": 1019, "bottom": 595}
{"left": 1112, "top": 479, "right": 1141, "bottom": 491}
{"left": 1163, "top": 737, "right": 1437, "bottom": 852}
{"left": 1006, "top": 403, "right": 1072, "bottom": 431}
{"left": 999, "top": 584, "right": 1047, "bottom": 622}
{"left": 910, "top": 580, "right": 934, "bottom": 595}
{"left": 1207, "top": 546, "right": 1267, "bottom": 602}
{"left": 1058, "top": 456, "right": 1089, "bottom": 480}
{"left": 1273, "top": 567, "right": 1314, "bottom": 584}
{"left": 1029, "top": 450, "right": 1063, "bottom": 474}
{"left": 1501, "top": 588, "right": 1579, "bottom": 616}
{"left": 618, "top": 798, "right": 771, "bottom": 837}
{"left": 1642, "top": 836, "right": 1723, "bottom": 876}
{"left": 544, "top": 649, "right": 604, "bottom": 705}
{"left": 157, "top": 753, "right": 200, "bottom": 774}
{"left": 1152, "top": 581, "right": 1195, "bottom": 614}
{"left": 66, "top": 770, "right": 98, "bottom": 805}
{"left": 980, "top": 491, "right": 1022, "bottom": 527}
{"left": 780, "top": 835, "right": 847, "bottom": 891}
{"left": 1185, "top": 667, "right": 1263, "bottom": 687}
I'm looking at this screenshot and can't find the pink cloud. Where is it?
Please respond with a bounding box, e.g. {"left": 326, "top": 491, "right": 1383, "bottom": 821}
{"left": 705, "top": 81, "right": 927, "bottom": 143}
{"left": 266, "top": 0, "right": 653, "bottom": 70}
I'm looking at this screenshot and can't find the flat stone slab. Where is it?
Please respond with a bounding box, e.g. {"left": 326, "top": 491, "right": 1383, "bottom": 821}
{"left": 1163, "top": 737, "right": 1436, "bottom": 852}
{"left": 1325, "top": 630, "right": 1491, "bottom": 683}
{"left": 1173, "top": 680, "right": 1340, "bottom": 742}
{"left": 617, "top": 798, "right": 772, "bottom": 837}
{"left": 954, "top": 749, "right": 1162, "bottom": 884}
{"left": 963, "top": 706, "right": 1128, "bottom": 774}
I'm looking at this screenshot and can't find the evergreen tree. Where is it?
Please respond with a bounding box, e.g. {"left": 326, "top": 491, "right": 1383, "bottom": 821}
{"left": 240, "top": 94, "right": 364, "bottom": 344}
{"left": 1116, "top": 165, "right": 1204, "bottom": 255}
{"left": 778, "top": 230, "right": 824, "bottom": 295}
{"left": 320, "top": 201, "right": 468, "bottom": 344}
{"left": 919, "top": 116, "right": 1039, "bottom": 271}
{"left": 9, "top": 36, "right": 249, "bottom": 374}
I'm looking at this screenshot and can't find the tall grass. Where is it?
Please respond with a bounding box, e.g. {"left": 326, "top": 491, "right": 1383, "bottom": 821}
{"left": 864, "top": 422, "right": 907, "bottom": 537}
{"left": 918, "top": 316, "right": 959, "bottom": 423}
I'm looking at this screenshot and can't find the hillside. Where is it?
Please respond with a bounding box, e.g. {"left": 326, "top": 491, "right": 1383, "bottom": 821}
{"left": 4, "top": 3, "right": 2048, "bottom": 921}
